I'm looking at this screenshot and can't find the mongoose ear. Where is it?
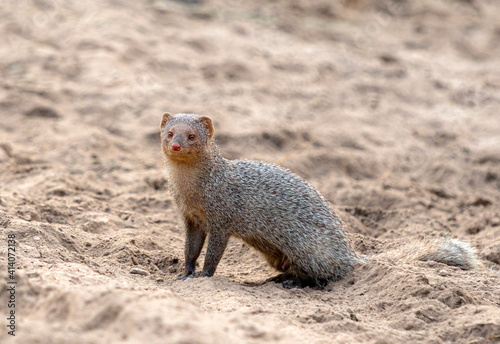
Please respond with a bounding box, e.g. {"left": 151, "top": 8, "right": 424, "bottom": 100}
{"left": 198, "top": 116, "right": 214, "bottom": 139}
{"left": 160, "top": 112, "right": 172, "bottom": 131}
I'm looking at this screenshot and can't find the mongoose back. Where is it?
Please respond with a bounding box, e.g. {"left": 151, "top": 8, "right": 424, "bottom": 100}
{"left": 160, "top": 112, "right": 479, "bottom": 288}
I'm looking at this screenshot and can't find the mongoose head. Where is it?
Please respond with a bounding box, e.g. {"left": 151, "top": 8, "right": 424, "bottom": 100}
{"left": 160, "top": 112, "right": 214, "bottom": 163}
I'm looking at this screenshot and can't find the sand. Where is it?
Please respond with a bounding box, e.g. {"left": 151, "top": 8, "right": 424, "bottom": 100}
{"left": 1, "top": 0, "right": 500, "bottom": 343}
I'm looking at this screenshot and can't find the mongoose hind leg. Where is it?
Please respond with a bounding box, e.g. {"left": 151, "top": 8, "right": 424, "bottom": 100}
{"left": 281, "top": 275, "right": 329, "bottom": 289}
{"left": 265, "top": 273, "right": 323, "bottom": 289}
{"left": 261, "top": 249, "right": 328, "bottom": 289}
{"left": 264, "top": 273, "right": 302, "bottom": 288}
{"left": 265, "top": 272, "right": 328, "bottom": 289}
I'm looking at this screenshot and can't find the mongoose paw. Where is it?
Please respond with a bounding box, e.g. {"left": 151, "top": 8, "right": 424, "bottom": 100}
{"left": 281, "top": 277, "right": 304, "bottom": 289}
{"left": 280, "top": 275, "right": 327, "bottom": 289}
{"left": 176, "top": 272, "right": 194, "bottom": 280}
{"left": 194, "top": 271, "right": 213, "bottom": 277}
{"left": 265, "top": 273, "right": 306, "bottom": 288}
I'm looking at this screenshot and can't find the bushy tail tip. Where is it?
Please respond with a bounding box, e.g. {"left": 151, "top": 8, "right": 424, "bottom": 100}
{"left": 380, "top": 237, "right": 479, "bottom": 270}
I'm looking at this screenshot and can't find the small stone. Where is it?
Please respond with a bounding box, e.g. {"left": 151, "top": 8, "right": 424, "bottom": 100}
{"left": 439, "top": 270, "right": 447, "bottom": 276}
{"left": 130, "top": 268, "right": 148, "bottom": 276}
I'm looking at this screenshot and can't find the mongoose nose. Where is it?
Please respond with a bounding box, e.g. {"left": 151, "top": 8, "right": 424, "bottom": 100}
{"left": 171, "top": 143, "right": 181, "bottom": 151}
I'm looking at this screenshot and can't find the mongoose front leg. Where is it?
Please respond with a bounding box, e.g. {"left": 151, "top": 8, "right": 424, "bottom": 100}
{"left": 197, "top": 233, "right": 229, "bottom": 277}
{"left": 179, "top": 218, "right": 206, "bottom": 279}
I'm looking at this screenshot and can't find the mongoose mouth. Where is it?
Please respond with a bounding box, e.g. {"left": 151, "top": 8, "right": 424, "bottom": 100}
{"left": 164, "top": 146, "right": 193, "bottom": 161}
{"left": 168, "top": 149, "right": 189, "bottom": 156}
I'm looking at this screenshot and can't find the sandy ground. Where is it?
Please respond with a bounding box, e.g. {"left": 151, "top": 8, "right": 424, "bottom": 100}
{"left": 1, "top": 0, "right": 500, "bottom": 343}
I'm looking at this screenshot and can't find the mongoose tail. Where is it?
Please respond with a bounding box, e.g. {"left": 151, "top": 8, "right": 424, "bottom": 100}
{"left": 377, "top": 237, "right": 480, "bottom": 270}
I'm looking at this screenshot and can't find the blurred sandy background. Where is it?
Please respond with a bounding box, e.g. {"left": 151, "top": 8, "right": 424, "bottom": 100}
{"left": 1, "top": 0, "right": 500, "bottom": 343}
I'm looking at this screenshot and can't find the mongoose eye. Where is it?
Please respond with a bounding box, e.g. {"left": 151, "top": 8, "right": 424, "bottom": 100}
{"left": 188, "top": 134, "right": 196, "bottom": 141}
{"left": 167, "top": 132, "right": 173, "bottom": 138}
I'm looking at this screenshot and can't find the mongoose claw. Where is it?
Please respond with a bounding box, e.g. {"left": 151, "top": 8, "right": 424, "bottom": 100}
{"left": 176, "top": 272, "right": 194, "bottom": 280}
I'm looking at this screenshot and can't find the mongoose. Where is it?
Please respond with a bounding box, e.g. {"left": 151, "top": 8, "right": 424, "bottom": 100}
{"left": 160, "top": 112, "right": 479, "bottom": 288}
